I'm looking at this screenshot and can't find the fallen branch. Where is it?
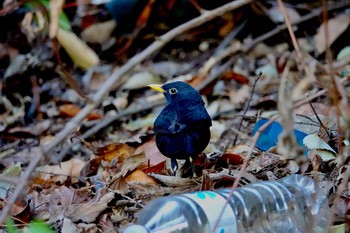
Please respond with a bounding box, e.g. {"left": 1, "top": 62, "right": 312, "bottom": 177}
{"left": 0, "top": 0, "right": 255, "bottom": 224}
{"left": 201, "top": 0, "right": 350, "bottom": 81}
{"left": 43, "top": 0, "right": 255, "bottom": 155}
{"left": 59, "top": 0, "right": 350, "bottom": 158}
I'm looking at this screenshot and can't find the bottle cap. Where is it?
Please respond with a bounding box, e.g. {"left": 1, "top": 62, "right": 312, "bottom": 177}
{"left": 123, "top": 224, "right": 149, "bottom": 233}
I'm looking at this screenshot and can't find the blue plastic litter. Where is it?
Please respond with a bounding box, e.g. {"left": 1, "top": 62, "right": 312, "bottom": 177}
{"left": 253, "top": 119, "right": 307, "bottom": 151}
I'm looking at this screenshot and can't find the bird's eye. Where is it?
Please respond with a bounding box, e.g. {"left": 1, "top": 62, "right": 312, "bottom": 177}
{"left": 169, "top": 88, "right": 177, "bottom": 95}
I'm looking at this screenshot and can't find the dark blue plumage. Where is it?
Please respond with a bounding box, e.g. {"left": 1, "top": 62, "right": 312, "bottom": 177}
{"left": 149, "top": 81, "right": 212, "bottom": 173}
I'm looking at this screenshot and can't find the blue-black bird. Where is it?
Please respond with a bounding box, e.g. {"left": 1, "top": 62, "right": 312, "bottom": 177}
{"left": 148, "top": 81, "right": 212, "bottom": 173}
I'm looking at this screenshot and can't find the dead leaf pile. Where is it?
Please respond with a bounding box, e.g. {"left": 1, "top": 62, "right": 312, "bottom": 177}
{"left": 0, "top": 0, "right": 350, "bottom": 232}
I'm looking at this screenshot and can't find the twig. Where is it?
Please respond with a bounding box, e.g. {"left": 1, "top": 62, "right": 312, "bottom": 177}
{"left": 190, "top": 0, "right": 206, "bottom": 14}
{"left": 55, "top": 0, "right": 350, "bottom": 160}
{"left": 0, "top": 0, "right": 254, "bottom": 224}
{"left": 29, "top": 75, "right": 42, "bottom": 120}
{"left": 58, "top": 56, "right": 237, "bottom": 159}
{"left": 198, "top": 43, "right": 241, "bottom": 79}
{"left": 55, "top": 100, "right": 165, "bottom": 159}
{"left": 211, "top": 76, "right": 349, "bottom": 232}
{"left": 232, "top": 73, "right": 262, "bottom": 146}
{"left": 68, "top": 0, "right": 350, "bottom": 145}
{"left": 308, "top": 102, "right": 332, "bottom": 140}
{"left": 211, "top": 116, "right": 278, "bottom": 233}
{"left": 214, "top": 20, "right": 247, "bottom": 55}
{"left": 277, "top": 54, "right": 305, "bottom": 161}
{"left": 199, "top": 0, "right": 348, "bottom": 119}
{"left": 197, "top": 20, "right": 246, "bottom": 78}
{"left": 211, "top": 0, "right": 350, "bottom": 71}
{"left": 43, "top": 0, "right": 256, "bottom": 157}
{"left": 276, "top": 0, "right": 302, "bottom": 60}
{"left": 51, "top": 37, "right": 89, "bottom": 101}
{"left": 321, "top": 3, "right": 350, "bottom": 228}
{"left": 327, "top": 167, "right": 350, "bottom": 229}
{"left": 321, "top": 0, "right": 342, "bottom": 152}
{"left": 0, "top": 148, "right": 43, "bottom": 224}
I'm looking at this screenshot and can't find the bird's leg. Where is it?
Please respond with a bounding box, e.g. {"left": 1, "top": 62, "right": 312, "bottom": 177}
{"left": 171, "top": 158, "right": 178, "bottom": 176}
{"left": 188, "top": 157, "right": 196, "bottom": 178}
{"left": 182, "top": 157, "right": 196, "bottom": 178}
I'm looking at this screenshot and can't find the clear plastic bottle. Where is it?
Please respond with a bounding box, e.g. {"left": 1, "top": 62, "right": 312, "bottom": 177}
{"left": 123, "top": 174, "right": 329, "bottom": 233}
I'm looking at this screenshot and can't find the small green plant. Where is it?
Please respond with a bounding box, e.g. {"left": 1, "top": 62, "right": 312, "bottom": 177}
{"left": 6, "top": 218, "right": 55, "bottom": 233}
{"left": 5, "top": 219, "right": 18, "bottom": 233}
{"left": 24, "top": 0, "right": 72, "bottom": 31}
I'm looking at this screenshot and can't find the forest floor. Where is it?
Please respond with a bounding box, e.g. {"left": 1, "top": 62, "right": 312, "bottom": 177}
{"left": 0, "top": 0, "right": 350, "bottom": 232}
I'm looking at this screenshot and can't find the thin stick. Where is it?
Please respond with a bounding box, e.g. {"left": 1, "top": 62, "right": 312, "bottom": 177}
{"left": 202, "top": 1, "right": 350, "bottom": 80}
{"left": 58, "top": 1, "right": 350, "bottom": 159}
{"left": 276, "top": 0, "right": 302, "bottom": 60}
{"left": 211, "top": 116, "right": 278, "bottom": 233}
{"left": 232, "top": 73, "right": 262, "bottom": 146}
{"left": 43, "top": 0, "right": 256, "bottom": 156}
{"left": 211, "top": 76, "right": 348, "bottom": 232}
{"left": 308, "top": 102, "right": 332, "bottom": 140}
{"left": 0, "top": 1, "right": 256, "bottom": 223}
{"left": 321, "top": 1, "right": 348, "bottom": 230}
{"left": 0, "top": 149, "right": 43, "bottom": 224}
{"left": 321, "top": 0, "right": 342, "bottom": 152}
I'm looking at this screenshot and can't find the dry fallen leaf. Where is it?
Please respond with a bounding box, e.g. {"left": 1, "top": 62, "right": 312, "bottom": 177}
{"left": 337, "top": 46, "right": 350, "bottom": 61}
{"left": 220, "top": 146, "right": 246, "bottom": 165}
{"left": 67, "top": 192, "right": 115, "bottom": 223}
{"left": 125, "top": 169, "right": 157, "bottom": 185}
{"left": 61, "top": 218, "right": 78, "bottom": 233}
{"left": 57, "top": 28, "right": 100, "bottom": 69}
{"left": 149, "top": 173, "right": 195, "bottom": 187}
{"left": 120, "top": 153, "right": 147, "bottom": 176}
{"left": 222, "top": 70, "right": 250, "bottom": 84}
{"left": 97, "top": 143, "right": 135, "bottom": 162}
{"left": 122, "top": 71, "right": 160, "bottom": 90}
{"left": 10, "top": 200, "right": 28, "bottom": 217}
{"left": 59, "top": 104, "right": 84, "bottom": 118}
{"left": 59, "top": 104, "right": 102, "bottom": 120}
{"left": 81, "top": 20, "right": 116, "bottom": 44}
{"left": 329, "top": 223, "right": 348, "bottom": 233}
{"left": 142, "top": 161, "right": 166, "bottom": 174}
{"left": 210, "top": 120, "right": 226, "bottom": 143}
{"left": 35, "top": 158, "right": 85, "bottom": 184}
{"left": 218, "top": 13, "right": 234, "bottom": 37}
{"left": 314, "top": 14, "right": 350, "bottom": 54}
{"left": 267, "top": 6, "right": 300, "bottom": 24}
{"left": 0, "top": 164, "right": 21, "bottom": 199}
{"left": 134, "top": 138, "right": 165, "bottom": 168}
{"left": 303, "top": 133, "right": 337, "bottom": 161}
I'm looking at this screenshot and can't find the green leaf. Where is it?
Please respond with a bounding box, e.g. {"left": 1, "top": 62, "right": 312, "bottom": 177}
{"left": 5, "top": 219, "right": 20, "bottom": 233}
{"left": 27, "top": 219, "right": 55, "bottom": 233}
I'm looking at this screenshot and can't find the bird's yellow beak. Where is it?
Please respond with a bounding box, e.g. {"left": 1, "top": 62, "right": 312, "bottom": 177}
{"left": 148, "top": 84, "right": 165, "bottom": 93}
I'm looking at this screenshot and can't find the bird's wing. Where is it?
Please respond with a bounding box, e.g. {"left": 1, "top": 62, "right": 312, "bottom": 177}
{"left": 153, "top": 107, "right": 179, "bottom": 134}
{"left": 154, "top": 102, "right": 211, "bottom": 134}
{"left": 177, "top": 105, "right": 212, "bottom": 129}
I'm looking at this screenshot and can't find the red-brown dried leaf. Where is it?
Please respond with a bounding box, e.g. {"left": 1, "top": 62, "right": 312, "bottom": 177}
{"left": 222, "top": 70, "right": 250, "bottom": 84}
{"left": 142, "top": 161, "right": 166, "bottom": 174}
{"left": 125, "top": 169, "right": 157, "bottom": 185}
{"left": 96, "top": 143, "right": 135, "bottom": 162}
{"left": 59, "top": 104, "right": 102, "bottom": 120}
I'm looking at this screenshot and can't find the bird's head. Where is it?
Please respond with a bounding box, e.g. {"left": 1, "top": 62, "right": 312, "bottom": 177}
{"left": 148, "top": 81, "right": 202, "bottom": 104}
